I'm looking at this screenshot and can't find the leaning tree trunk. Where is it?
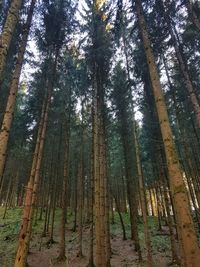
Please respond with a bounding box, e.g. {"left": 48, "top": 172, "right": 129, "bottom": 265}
{"left": 14, "top": 87, "right": 51, "bottom": 267}
{"left": 0, "top": 0, "right": 36, "bottom": 186}
{"left": 134, "top": 0, "right": 200, "bottom": 266}
{"left": 0, "top": 0, "right": 23, "bottom": 88}
{"left": 14, "top": 50, "right": 58, "bottom": 267}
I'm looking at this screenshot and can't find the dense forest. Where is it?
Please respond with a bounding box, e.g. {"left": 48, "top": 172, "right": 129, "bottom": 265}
{"left": 0, "top": 0, "right": 200, "bottom": 266}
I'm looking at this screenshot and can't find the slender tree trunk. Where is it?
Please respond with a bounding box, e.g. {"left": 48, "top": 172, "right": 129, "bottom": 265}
{"left": 113, "top": 193, "right": 127, "bottom": 240}
{"left": 134, "top": 122, "right": 153, "bottom": 267}
{"left": 58, "top": 89, "right": 71, "bottom": 261}
{"left": 2, "top": 175, "right": 12, "bottom": 219}
{"left": 88, "top": 106, "right": 95, "bottom": 267}
{"left": 77, "top": 159, "right": 84, "bottom": 257}
{"left": 134, "top": 0, "right": 200, "bottom": 266}
{"left": 93, "top": 68, "right": 110, "bottom": 267}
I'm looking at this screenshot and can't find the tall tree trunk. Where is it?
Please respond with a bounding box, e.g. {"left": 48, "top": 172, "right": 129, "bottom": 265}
{"left": 0, "top": 0, "right": 23, "bottom": 88}
{"left": 0, "top": 0, "right": 36, "bottom": 185}
{"left": 134, "top": 0, "right": 200, "bottom": 266}
{"left": 93, "top": 69, "right": 110, "bottom": 267}
{"left": 14, "top": 87, "right": 51, "bottom": 267}
{"left": 134, "top": 122, "right": 153, "bottom": 267}
{"left": 58, "top": 89, "right": 71, "bottom": 261}
{"left": 88, "top": 105, "right": 95, "bottom": 267}
{"left": 14, "top": 50, "right": 58, "bottom": 267}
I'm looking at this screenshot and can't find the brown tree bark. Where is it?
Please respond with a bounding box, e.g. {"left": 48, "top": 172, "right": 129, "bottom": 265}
{"left": 0, "top": 0, "right": 23, "bottom": 88}
{"left": 14, "top": 50, "right": 58, "bottom": 267}
{"left": 0, "top": 0, "right": 36, "bottom": 185}
{"left": 14, "top": 87, "right": 51, "bottom": 267}
{"left": 134, "top": 0, "right": 200, "bottom": 266}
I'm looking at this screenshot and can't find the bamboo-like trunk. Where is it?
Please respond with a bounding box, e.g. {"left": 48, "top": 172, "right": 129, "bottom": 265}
{"left": 134, "top": 0, "right": 200, "bottom": 265}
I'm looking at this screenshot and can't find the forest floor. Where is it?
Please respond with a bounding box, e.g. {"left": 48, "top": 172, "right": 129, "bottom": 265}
{"left": 0, "top": 207, "right": 179, "bottom": 267}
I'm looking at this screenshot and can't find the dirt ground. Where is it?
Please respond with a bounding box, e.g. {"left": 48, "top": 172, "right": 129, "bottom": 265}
{"left": 27, "top": 225, "right": 171, "bottom": 267}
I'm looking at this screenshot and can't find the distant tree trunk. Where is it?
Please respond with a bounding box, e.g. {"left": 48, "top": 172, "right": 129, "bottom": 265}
{"left": 134, "top": 0, "right": 200, "bottom": 265}
{"left": 134, "top": 122, "right": 153, "bottom": 267}
{"left": 113, "top": 193, "right": 127, "bottom": 240}
{"left": 0, "top": 0, "right": 23, "bottom": 88}
{"left": 77, "top": 158, "right": 84, "bottom": 257}
{"left": 58, "top": 88, "right": 71, "bottom": 261}
{"left": 163, "top": 183, "right": 180, "bottom": 264}
{"left": 2, "top": 175, "right": 12, "bottom": 219}
{"left": 88, "top": 106, "right": 94, "bottom": 267}
{"left": 49, "top": 124, "right": 62, "bottom": 243}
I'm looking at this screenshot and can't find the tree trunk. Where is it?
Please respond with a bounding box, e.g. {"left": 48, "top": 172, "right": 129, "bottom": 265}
{"left": 0, "top": 0, "right": 36, "bottom": 186}
{"left": 14, "top": 87, "right": 51, "bottom": 267}
{"left": 0, "top": 0, "right": 23, "bottom": 88}
{"left": 134, "top": 121, "right": 153, "bottom": 267}
{"left": 93, "top": 69, "right": 110, "bottom": 267}
{"left": 134, "top": 0, "right": 200, "bottom": 266}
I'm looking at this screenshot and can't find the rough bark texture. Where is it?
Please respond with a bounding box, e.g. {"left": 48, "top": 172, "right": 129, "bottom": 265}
{"left": 14, "top": 90, "right": 51, "bottom": 267}
{"left": 0, "top": 0, "right": 23, "bottom": 87}
{"left": 135, "top": 0, "right": 200, "bottom": 266}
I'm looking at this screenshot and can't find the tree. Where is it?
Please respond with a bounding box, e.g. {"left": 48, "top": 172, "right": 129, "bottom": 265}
{"left": 0, "top": 0, "right": 36, "bottom": 188}
{"left": 134, "top": 0, "right": 200, "bottom": 266}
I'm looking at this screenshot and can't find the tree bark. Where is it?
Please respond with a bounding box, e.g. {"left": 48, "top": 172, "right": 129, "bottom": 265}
{"left": 134, "top": 0, "right": 200, "bottom": 266}
{"left": 0, "top": 0, "right": 36, "bottom": 185}
{"left": 0, "top": 0, "right": 23, "bottom": 88}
